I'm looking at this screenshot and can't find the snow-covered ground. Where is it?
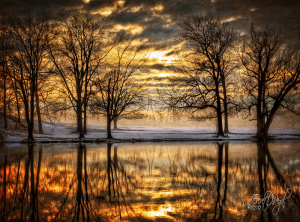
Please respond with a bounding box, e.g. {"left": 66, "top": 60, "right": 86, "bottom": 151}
{"left": 2, "top": 121, "right": 300, "bottom": 142}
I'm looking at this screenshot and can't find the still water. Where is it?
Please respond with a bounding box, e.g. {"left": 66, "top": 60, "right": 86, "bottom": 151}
{"left": 0, "top": 141, "right": 300, "bottom": 221}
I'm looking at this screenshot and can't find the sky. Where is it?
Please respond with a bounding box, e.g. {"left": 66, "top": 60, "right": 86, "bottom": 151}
{"left": 1, "top": 0, "right": 300, "bottom": 81}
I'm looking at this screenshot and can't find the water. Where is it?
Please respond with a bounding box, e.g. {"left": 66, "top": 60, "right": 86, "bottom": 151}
{"left": 0, "top": 141, "right": 300, "bottom": 221}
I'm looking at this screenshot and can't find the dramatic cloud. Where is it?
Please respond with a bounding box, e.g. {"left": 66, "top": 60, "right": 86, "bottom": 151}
{"left": 2, "top": 0, "right": 299, "bottom": 41}
{"left": 1, "top": 0, "right": 300, "bottom": 75}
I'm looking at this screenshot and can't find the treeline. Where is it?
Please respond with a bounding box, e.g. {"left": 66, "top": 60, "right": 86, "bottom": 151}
{"left": 161, "top": 14, "right": 300, "bottom": 138}
{"left": 0, "top": 11, "right": 149, "bottom": 140}
{"left": 0, "top": 12, "right": 300, "bottom": 140}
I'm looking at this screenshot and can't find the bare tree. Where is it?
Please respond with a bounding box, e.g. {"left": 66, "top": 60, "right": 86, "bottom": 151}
{"left": 240, "top": 24, "right": 300, "bottom": 138}
{"left": 0, "top": 15, "right": 9, "bottom": 129}
{"left": 164, "top": 14, "right": 237, "bottom": 137}
{"left": 90, "top": 35, "right": 150, "bottom": 139}
{"left": 6, "top": 12, "right": 52, "bottom": 140}
{"left": 47, "top": 12, "right": 111, "bottom": 139}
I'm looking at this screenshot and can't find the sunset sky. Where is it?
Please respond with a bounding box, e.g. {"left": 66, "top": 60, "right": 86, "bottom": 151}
{"left": 1, "top": 0, "right": 300, "bottom": 82}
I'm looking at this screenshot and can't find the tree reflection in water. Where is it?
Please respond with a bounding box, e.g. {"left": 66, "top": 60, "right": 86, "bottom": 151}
{"left": 104, "top": 143, "right": 138, "bottom": 219}
{"left": 0, "top": 141, "right": 300, "bottom": 221}
{"left": 55, "top": 143, "right": 139, "bottom": 221}
{"left": 254, "top": 141, "right": 300, "bottom": 222}
{"left": 0, "top": 144, "right": 43, "bottom": 221}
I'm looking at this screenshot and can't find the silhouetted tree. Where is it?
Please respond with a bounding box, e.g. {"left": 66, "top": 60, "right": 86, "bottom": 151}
{"left": 0, "top": 15, "right": 9, "bottom": 129}
{"left": 47, "top": 12, "right": 111, "bottom": 138}
{"left": 240, "top": 24, "right": 300, "bottom": 138}
{"left": 165, "top": 14, "right": 238, "bottom": 136}
{"left": 90, "top": 35, "right": 150, "bottom": 139}
{"left": 6, "top": 12, "right": 52, "bottom": 140}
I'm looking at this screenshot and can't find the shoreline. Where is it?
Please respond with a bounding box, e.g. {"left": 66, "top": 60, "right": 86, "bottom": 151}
{"left": 2, "top": 136, "right": 300, "bottom": 144}
{"left": 2, "top": 122, "right": 300, "bottom": 144}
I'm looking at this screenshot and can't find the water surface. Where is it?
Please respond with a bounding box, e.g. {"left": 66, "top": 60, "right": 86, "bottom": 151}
{"left": 0, "top": 141, "right": 300, "bottom": 221}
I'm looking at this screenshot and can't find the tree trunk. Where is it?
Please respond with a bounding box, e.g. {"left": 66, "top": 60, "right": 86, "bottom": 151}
{"left": 23, "top": 93, "right": 32, "bottom": 140}
{"left": 262, "top": 104, "right": 279, "bottom": 138}
{"left": 262, "top": 121, "right": 271, "bottom": 138}
{"left": 83, "top": 73, "right": 88, "bottom": 135}
{"left": 223, "top": 102, "right": 229, "bottom": 133}
{"left": 3, "top": 70, "right": 7, "bottom": 129}
{"left": 107, "top": 117, "right": 113, "bottom": 139}
{"left": 256, "top": 80, "right": 263, "bottom": 138}
{"left": 21, "top": 81, "right": 33, "bottom": 140}
{"left": 221, "top": 76, "right": 229, "bottom": 133}
{"left": 77, "top": 102, "right": 84, "bottom": 139}
{"left": 257, "top": 112, "right": 263, "bottom": 138}
{"left": 14, "top": 83, "right": 20, "bottom": 122}
{"left": 28, "top": 78, "right": 35, "bottom": 141}
{"left": 35, "top": 77, "right": 43, "bottom": 134}
{"left": 215, "top": 83, "right": 224, "bottom": 137}
{"left": 83, "top": 102, "right": 87, "bottom": 134}
{"left": 113, "top": 116, "right": 118, "bottom": 129}
{"left": 8, "top": 96, "right": 11, "bottom": 117}
{"left": 106, "top": 78, "right": 113, "bottom": 139}
{"left": 76, "top": 78, "right": 84, "bottom": 139}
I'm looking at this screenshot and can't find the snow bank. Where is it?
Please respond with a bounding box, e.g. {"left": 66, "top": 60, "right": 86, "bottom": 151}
{"left": 2, "top": 121, "right": 300, "bottom": 143}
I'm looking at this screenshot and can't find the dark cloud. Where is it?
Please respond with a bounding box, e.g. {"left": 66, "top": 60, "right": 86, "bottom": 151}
{"left": 164, "top": 49, "right": 180, "bottom": 56}
{"left": 138, "top": 25, "right": 176, "bottom": 40}
{"left": 1, "top": 0, "right": 300, "bottom": 46}
{"left": 0, "top": 0, "right": 83, "bottom": 14}
{"left": 145, "top": 83, "right": 172, "bottom": 88}
{"left": 149, "top": 40, "right": 178, "bottom": 51}
{"left": 150, "top": 76, "right": 170, "bottom": 81}
{"left": 123, "top": 0, "right": 163, "bottom": 7}
{"left": 84, "top": 0, "right": 115, "bottom": 11}
{"left": 211, "top": 0, "right": 300, "bottom": 42}
{"left": 144, "top": 64, "right": 176, "bottom": 72}
{"left": 149, "top": 64, "right": 165, "bottom": 71}
{"left": 122, "top": 0, "right": 211, "bottom": 18}
{"left": 163, "top": 0, "right": 212, "bottom": 20}
{"left": 107, "top": 7, "right": 149, "bottom": 25}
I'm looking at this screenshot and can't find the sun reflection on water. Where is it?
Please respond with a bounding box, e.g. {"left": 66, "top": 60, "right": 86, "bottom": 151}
{"left": 0, "top": 142, "right": 300, "bottom": 221}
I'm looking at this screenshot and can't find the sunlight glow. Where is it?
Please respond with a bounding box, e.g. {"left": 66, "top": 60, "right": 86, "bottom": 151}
{"left": 129, "top": 6, "right": 143, "bottom": 13}
{"left": 150, "top": 50, "right": 176, "bottom": 64}
{"left": 144, "top": 204, "right": 174, "bottom": 217}
{"left": 97, "top": 7, "right": 115, "bottom": 16}
{"left": 93, "top": 0, "right": 125, "bottom": 16}
{"left": 222, "top": 16, "right": 241, "bottom": 23}
{"left": 117, "top": 0, "right": 125, "bottom": 7}
{"left": 157, "top": 73, "right": 174, "bottom": 77}
{"left": 152, "top": 4, "right": 164, "bottom": 12}
{"left": 112, "top": 24, "right": 144, "bottom": 35}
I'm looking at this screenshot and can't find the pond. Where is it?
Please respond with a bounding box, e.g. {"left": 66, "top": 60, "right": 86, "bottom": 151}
{"left": 0, "top": 141, "right": 300, "bottom": 221}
